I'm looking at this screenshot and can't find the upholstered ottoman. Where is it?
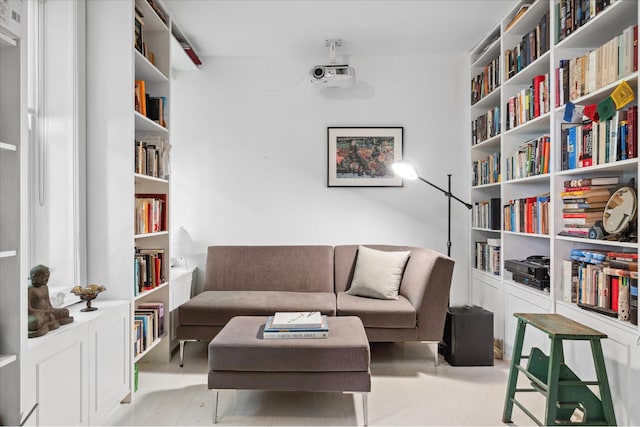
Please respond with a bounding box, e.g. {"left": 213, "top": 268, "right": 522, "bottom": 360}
{"left": 208, "top": 315, "right": 371, "bottom": 425}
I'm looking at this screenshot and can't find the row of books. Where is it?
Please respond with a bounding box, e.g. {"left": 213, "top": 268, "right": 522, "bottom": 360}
{"left": 505, "top": 73, "right": 551, "bottom": 131}
{"left": 555, "top": 25, "right": 637, "bottom": 106}
{"left": 134, "top": 249, "right": 166, "bottom": 296}
{"left": 471, "top": 55, "right": 500, "bottom": 105}
{"left": 505, "top": 135, "right": 551, "bottom": 180}
{"left": 475, "top": 238, "right": 501, "bottom": 276}
{"left": 503, "top": 193, "right": 550, "bottom": 235}
{"left": 135, "top": 137, "right": 170, "bottom": 179}
{"left": 558, "top": 176, "right": 619, "bottom": 239}
{"left": 472, "top": 198, "right": 501, "bottom": 230}
{"left": 472, "top": 152, "right": 500, "bottom": 186}
{"left": 562, "top": 249, "right": 638, "bottom": 325}
{"left": 134, "top": 8, "right": 156, "bottom": 66}
{"left": 135, "top": 193, "right": 166, "bottom": 235}
{"left": 134, "top": 80, "right": 168, "bottom": 128}
{"left": 134, "top": 302, "right": 165, "bottom": 357}
{"left": 471, "top": 106, "right": 500, "bottom": 145}
{"left": 263, "top": 312, "right": 329, "bottom": 339}
{"left": 560, "top": 106, "right": 637, "bottom": 171}
{"left": 556, "top": 0, "right": 620, "bottom": 44}
{"left": 504, "top": 10, "right": 550, "bottom": 80}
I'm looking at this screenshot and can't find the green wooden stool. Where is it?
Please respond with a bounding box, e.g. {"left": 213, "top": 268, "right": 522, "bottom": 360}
{"left": 502, "top": 313, "right": 616, "bottom": 426}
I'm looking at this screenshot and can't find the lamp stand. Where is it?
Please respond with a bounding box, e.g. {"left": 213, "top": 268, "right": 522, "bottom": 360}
{"left": 416, "top": 174, "right": 472, "bottom": 258}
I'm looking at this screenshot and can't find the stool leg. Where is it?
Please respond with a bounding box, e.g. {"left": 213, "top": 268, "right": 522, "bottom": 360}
{"left": 212, "top": 390, "right": 219, "bottom": 424}
{"left": 502, "top": 319, "right": 527, "bottom": 423}
{"left": 544, "top": 338, "right": 564, "bottom": 426}
{"left": 590, "top": 339, "right": 617, "bottom": 426}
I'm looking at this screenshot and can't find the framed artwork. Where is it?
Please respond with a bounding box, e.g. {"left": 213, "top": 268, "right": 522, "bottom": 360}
{"left": 327, "top": 127, "right": 403, "bottom": 187}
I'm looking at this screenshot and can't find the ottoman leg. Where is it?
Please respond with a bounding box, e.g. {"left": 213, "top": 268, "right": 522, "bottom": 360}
{"left": 212, "top": 390, "right": 219, "bottom": 424}
{"left": 362, "top": 393, "right": 368, "bottom": 427}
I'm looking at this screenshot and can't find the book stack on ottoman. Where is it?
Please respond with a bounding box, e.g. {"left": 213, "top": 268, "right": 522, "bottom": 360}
{"left": 208, "top": 315, "right": 371, "bottom": 425}
{"left": 263, "top": 311, "right": 329, "bottom": 339}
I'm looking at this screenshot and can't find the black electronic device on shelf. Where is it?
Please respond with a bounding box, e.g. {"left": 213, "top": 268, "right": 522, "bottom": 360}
{"left": 505, "top": 255, "right": 550, "bottom": 291}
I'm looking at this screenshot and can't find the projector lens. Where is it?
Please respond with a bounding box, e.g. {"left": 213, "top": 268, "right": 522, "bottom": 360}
{"left": 312, "top": 67, "right": 324, "bottom": 79}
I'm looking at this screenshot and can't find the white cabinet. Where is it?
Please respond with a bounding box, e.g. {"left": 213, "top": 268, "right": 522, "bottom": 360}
{"left": 26, "top": 301, "right": 130, "bottom": 426}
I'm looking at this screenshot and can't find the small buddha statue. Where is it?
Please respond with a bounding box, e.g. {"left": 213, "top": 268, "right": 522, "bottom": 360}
{"left": 28, "top": 264, "right": 74, "bottom": 338}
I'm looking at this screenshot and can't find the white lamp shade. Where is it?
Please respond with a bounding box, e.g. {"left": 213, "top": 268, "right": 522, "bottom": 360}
{"left": 171, "top": 226, "right": 193, "bottom": 259}
{"left": 392, "top": 160, "right": 419, "bottom": 180}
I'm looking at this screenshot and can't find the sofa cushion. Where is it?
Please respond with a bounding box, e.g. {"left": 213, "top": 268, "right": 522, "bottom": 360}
{"left": 178, "top": 290, "right": 336, "bottom": 326}
{"left": 204, "top": 246, "right": 334, "bottom": 293}
{"left": 336, "top": 292, "right": 416, "bottom": 328}
{"left": 346, "top": 246, "right": 410, "bottom": 300}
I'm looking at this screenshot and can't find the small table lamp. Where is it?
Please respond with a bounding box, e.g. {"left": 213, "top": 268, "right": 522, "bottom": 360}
{"left": 172, "top": 226, "right": 193, "bottom": 269}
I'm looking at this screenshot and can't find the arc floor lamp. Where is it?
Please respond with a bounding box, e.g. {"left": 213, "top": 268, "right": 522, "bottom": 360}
{"left": 392, "top": 160, "right": 472, "bottom": 258}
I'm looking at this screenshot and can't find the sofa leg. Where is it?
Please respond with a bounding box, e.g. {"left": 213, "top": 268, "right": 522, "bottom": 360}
{"left": 179, "top": 339, "right": 201, "bottom": 367}
{"left": 212, "top": 390, "right": 219, "bottom": 423}
{"left": 423, "top": 341, "right": 439, "bottom": 367}
{"left": 179, "top": 340, "right": 186, "bottom": 367}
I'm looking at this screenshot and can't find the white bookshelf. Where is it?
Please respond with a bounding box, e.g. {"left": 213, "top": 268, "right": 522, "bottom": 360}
{"left": 0, "top": 1, "right": 27, "bottom": 424}
{"left": 86, "top": 0, "right": 199, "bottom": 400}
{"left": 469, "top": 1, "right": 640, "bottom": 424}
{"left": 0, "top": 354, "right": 17, "bottom": 369}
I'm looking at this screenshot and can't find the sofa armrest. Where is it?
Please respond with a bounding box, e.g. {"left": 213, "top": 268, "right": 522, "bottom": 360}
{"left": 334, "top": 245, "right": 454, "bottom": 342}
{"left": 399, "top": 249, "right": 454, "bottom": 342}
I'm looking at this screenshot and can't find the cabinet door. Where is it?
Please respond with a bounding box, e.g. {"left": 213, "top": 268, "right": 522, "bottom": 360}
{"left": 28, "top": 324, "right": 89, "bottom": 426}
{"left": 88, "top": 303, "right": 130, "bottom": 425}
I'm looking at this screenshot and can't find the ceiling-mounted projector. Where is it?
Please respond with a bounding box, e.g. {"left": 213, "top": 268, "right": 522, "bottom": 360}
{"left": 310, "top": 39, "right": 355, "bottom": 88}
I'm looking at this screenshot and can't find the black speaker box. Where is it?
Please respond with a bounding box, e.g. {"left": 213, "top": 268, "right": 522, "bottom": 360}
{"left": 443, "top": 305, "right": 494, "bottom": 366}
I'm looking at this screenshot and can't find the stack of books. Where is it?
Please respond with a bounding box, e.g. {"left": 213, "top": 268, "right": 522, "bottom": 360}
{"left": 562, "top": 250, "right": 638, "bottom": 325}
{"left": 263, "top": 311, "right": 329, "bottom": 339}
{"left": 559, "top": 176, "right": 618, "bottom": 238}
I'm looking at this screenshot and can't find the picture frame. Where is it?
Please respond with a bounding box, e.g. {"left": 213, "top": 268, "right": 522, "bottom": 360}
{"left": 327, "top": 127, "right": 404, "bottom": 187}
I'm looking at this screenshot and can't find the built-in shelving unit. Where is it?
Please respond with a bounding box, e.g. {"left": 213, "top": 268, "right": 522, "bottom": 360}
{"left": 0, "top": 2, "right": 27, "bottom": 424}
{"left": 86, "top": 0, "right": 199, "bottom": 400}
{"left": 0, "top": 354, "right": 17, "bottom": 369}
{"left": 469, "top": 1, "right": 640, "bottom": 424}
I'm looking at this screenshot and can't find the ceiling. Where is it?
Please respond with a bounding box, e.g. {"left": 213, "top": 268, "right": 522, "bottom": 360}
{"left": 162, "top": 1, "right": 515, "bottom": 58}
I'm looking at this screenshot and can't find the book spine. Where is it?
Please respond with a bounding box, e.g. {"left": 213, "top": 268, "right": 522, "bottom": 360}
{"left": 263, "top": 331, "right": 329, "bottom": 339}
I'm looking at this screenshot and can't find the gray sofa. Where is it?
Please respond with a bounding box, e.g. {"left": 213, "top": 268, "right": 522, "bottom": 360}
{"left": 177, "top": 244, "right": 454, "bottom": 366}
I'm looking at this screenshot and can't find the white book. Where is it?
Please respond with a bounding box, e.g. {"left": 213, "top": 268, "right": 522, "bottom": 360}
{"left": 562, "top": 260, "right": 573, "bottom": 302}
{"left": 486, "top": 237, "right": 501, "bottom": 247}
{"left": 271, "top": 311, "right": 322, "bottom": 329}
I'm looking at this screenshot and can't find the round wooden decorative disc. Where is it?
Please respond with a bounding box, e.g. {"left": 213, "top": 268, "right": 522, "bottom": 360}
{"left": 602, "top": 186, "right": 637, "bottom": 235}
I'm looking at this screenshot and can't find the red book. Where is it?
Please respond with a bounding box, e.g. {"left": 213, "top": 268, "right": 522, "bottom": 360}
{"left": 533, "top": 75, "right": 545, "bottom": 117}
{"left": 563, "top": 212, "right": 603, "bottom": 218}
{"left": 611, "top": 276, "right": 619, "bottom": 312}
{"left": 607, "top": 252, "right": 639, "bottom": 260}
{"left": 563, "top": 185, "right": 615, "bottom": 191}
{"left": 184, "top": 47, "right": 202, "bottom": 66}
{"left": 628, "top": 106, "right": 637, "bottom": 159}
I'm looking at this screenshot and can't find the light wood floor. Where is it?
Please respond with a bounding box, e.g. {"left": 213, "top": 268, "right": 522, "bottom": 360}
{"left": 103, "top": 341, "right": 543, "bottom": 426}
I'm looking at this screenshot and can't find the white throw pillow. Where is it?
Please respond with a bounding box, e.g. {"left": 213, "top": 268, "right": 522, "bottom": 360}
{"left": 347, "top": 246, "right": 411, "bottom": 300}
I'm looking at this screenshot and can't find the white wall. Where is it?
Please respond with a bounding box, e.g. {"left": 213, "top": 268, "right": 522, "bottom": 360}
{"left": 170, "top": 53, "right": 472, "bottom": 305}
